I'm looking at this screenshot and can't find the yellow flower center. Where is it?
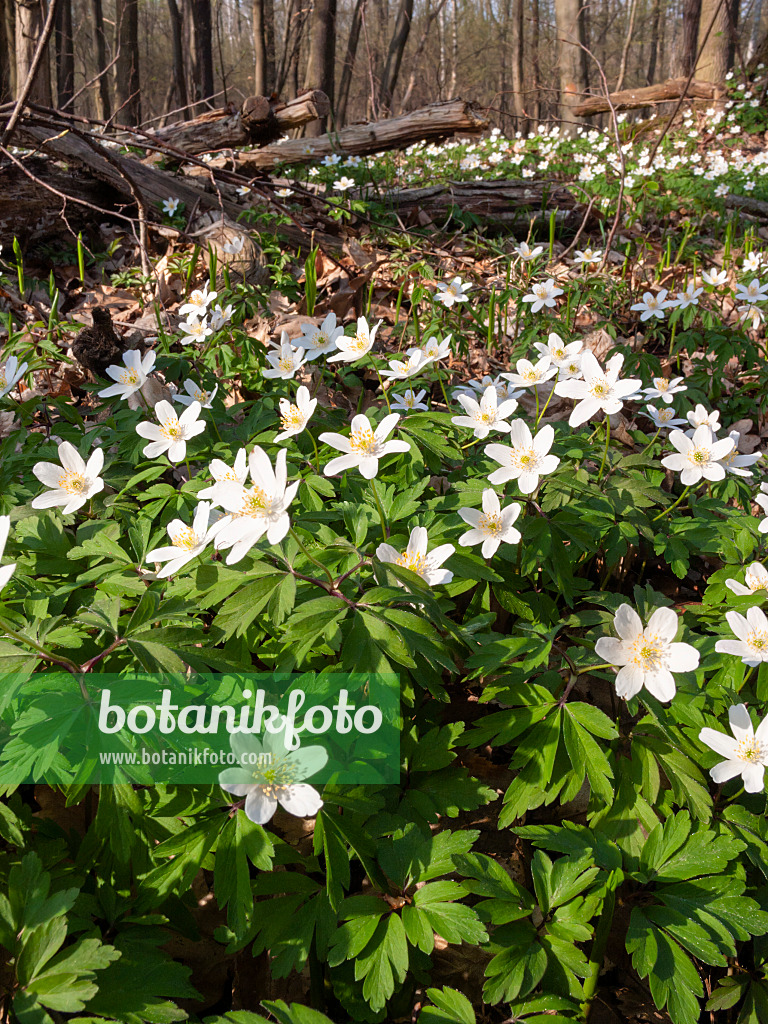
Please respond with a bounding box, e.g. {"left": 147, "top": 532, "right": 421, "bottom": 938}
{"left": 396, "top": 551, "right": 429, "bottom": 576}
{"left": 120, "top": 370, "right": 140, "bottom": 385}
{"left": 522, "top": 368, "right": 540, "bottom": 382}
{"left": 691, "top": 448, "right": 710, "bottom": 464}
{"left": 349, "top": 426, "right": 377, "bottom": 455}
{"left": 281, "top": 404, "right": 304, "bottom": 431}
{"left": 170, "top": 525, "right": 198, "bottom": 551}
{"left": 654, "top": 378, "right": 669, "bottom": 392}
{"left": 60, "top": 471, "right": 86, "bottom": 494}
{"left": 658, "top": 408, "right": 674, "bottom": 422}
{"left": 591, "top": 379, "right": 609, "bottom": 398}
{"left": 278, "top": 356, "right": 294, "bottom": 373}
{"left": 629, "top": 633, "right": 664, "bottom": 671}
{"left": 736, "top": 737, "right": 766, "bottom": 764}
{"left": 747, "top": 630, "right": 768, "bottom": 652}
{"left": 746, "top": 570, "right": 767, "bottom": 592}
{"left": 478, "top": 512, "right": 502, "bottom": 534}
{"left": 534, "top": 285, "right": 547, "bottom": 298}
{"left": 162, "top": 422, "right": 182, "bottom": 440}
{"left": 351, "top": 331, "right": 369, "bottom": 352}
{"left": 242, "top": 486, "right": 270, "bottom": 516}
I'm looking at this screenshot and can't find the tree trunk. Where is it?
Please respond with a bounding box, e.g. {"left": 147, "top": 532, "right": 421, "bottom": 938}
{"left": 0, "top": 0, "right": 13, "bottom": 103}
{"left": 531, "top": 0, "right": 540, "bottom": 121}
{"left": 748, "top": 0, "right": 764, "bottom": 60}
{"left": 15, "top": 0, "right": 53, "bottom": 105}
{"left": 303, "top": 0, "right": 336, "bottom": 134}
{"left": 253, "top": 0, "right": 268, "bottom": 94}
{"left": 647, "top": 0, "right": 662, "bottom": 83}
{"left": 448, "top": 0, "right": 457, "bottom": 96}
{"left": 399, "top": 0, "right": 449, "bottom": 112}
{"left": 191, "top": 0, "right": 214, "bottom": 108}
{"left": 378, "top": 0, "right": 414, "bottom": 113}
{"left": 555, "top": 0, "right": 589, "bottom": 132}
{"left": 677, "top": 0, "right": 701, "bottom": 75}
{"left": 615, "top": 0, "right": 638, "bottom": 91}
{"left": 114, "top": 0, "right": 140, "bottom": 124}
{"left": 166, "top": 0, "right": 188, "bottom": 116}
{"left": 54, "top": 0, "right": 73, "bottom": 107}
{"left": 337, "top": 0, "right": 365, "bottom": 125}
{"left": 510, "top": 0, "right": 525, "bottom": 127}
{"left": 695, "top": 0, "right": 729, "bottom": 82}
{"left": 90, "top": 0, "right": 110, "bottom": 120}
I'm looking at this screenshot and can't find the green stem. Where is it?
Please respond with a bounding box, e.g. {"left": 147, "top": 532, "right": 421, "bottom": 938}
{"left": 185, "top": 457, "right": 194, "bottom": 482}
{"left": 597, "top": 416, "right": 611, "bottom": 481}
{"left": 640, "top": 427, "right": 661, "bottom": 456}
{"left": 368, "top": 354, "right": 391, "bottom": 412}
{"left": 0, "top": 615, "right": 79, "bottom": 675}
{"left": 582, "top": 869, "right": 621, "bottom": 1021}
{"left": 535, "top": 385, "right": 540, "bottom": 422}
{"left": 652, "top": 485, "right": 691, "bottom": 522}
{"left": 309, "top": 432, "right": 320, "bottom": 474}
{"left": 289, "top": 527, "right": 335, "bottom": 586}
{"left": 536, "top": 375, "right": 557, "bottom": 425}
{"left": 369, "top": 478, "right": 388, "bottom": 542}
{"left": 435, "top": 365, "right": 451, "bottom": 408}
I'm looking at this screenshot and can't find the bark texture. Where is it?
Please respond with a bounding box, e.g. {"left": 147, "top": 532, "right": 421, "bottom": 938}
{"left": 555, "top": 0, "right": 589, "bottom": 132}
{"left": 303, "top": 0, "right": 336, "bottom": 134}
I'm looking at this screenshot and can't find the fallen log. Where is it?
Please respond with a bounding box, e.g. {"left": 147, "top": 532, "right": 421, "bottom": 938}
{"left": 202, "top": 99, "right": 489, "bottom": 174}
{"left": 134, "top": 91, "right": 330, "bottom": 157}
{"left": 363, "top": 180, "right": 586, "bottom": 224}
{"left": 573, "top": 77, "right": 723, "bottom": 117}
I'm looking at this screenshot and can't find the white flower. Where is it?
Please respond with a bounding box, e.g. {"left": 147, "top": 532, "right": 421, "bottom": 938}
{"left": 333, "top": 176, "right": 356, "bottom": 192}
{"left": 197, "top": 449, "right": 248, "bottom": 502}
{"left": 0, "top": 516, "right": 15, "bottom": 592}
{"left": 661, "top": 425, "right": 735, "bottom": 485}
{"left": 376, "top": 526, "right": 454, "bottom": 586}
{"left": 0, "top": 355, "right": 28, "bottom": 398}
{"left": 742, "top": 253, "right": 763, "bottom": 274}
{"left": 434, "top": 276, "right": 472, "bottom": 308}
{"left": 179, "top": 316, "right": 213, "bottom": 345}
{"left": 222, "top": 235, "right": 245, "bottom": 255}
{"left": 263, "top": 334, "right": 308, "bottom": 380}
{"left": 145, "top": 502, "right": 216, "bottom": 578}
{"left": 299, "top": 312, "right": 343, "bottom": 359}
{"left": 522, "top": 278, "right": 563, "bottom": 312}
{"left": 454, "top": 375, "right": 522, "bottom": 404}
{"left": 718, "top": 431, "right": 762, "bottom": 477}
{"left": 417, "top": 334, "right": 453, "bottom": 364}
{"left": 715, "top": 183, "right": 729, "bottom": 198}
{"left": 32, "top": 441, "right": 105, "bottom": 514}
{"left": 485, "top": 421, "right": 560, "bottom": 493}
{"left": 674, "top": 283, "right": 703, "bottom": 309}
{"left": 533, "top": 333, "right": 582, "bottom": 368}
{"left": 320, "top": 412, "right": 410, "bottom": 479}
{"left": 595, "top": 603, "right": 699, "bottom": 702}
{"left": 327, "top": 316, "right": 381, "bottom": 364}
{"left": 555, "top": 351, "right": 642, "bottom": 427}
{"left": 220, "top": 731, "right": 326, "bottom": 824}
{"left": 179, "top": 281, "right": 217, "bottom": 319}
{"left": 738, "top": 303, "right": 765, "bottom": 330}
{"left": 210, "top": 304, "right": 234, "bottom": 331}
{"left": 323, "top": 154, "right": 342, "bottom": 167}
{"left": 645, "top": 405, "right": 686, "bottom": 429}
{"left": 236, "top": 185, "right": 251, "bottom": 197}
{"left": 502, "top": 355, "right": 557, "bottom": 389}
{"left": 136, "top": 400, "right": 206, "bottom": 463}
{"left": 381, "top": 350, "right": 428, "bottom": 382}
{"left": 162, "top": 197, "right": 180, "bottom": 216}
{"left": 514, "top": 241, "right": 543, "bottom": 261}
{"left": 573, "top": 247, "right": 603, "bottom": 265}
{"left": 174, "top": 379, "right": 218, "bottom": 408}
{"left": 699, "top": 704, "right": 768, "bottom": 793}
{"left": 452, "top": 385, "right": 518, "bottom": 439}
{"left": 717, "top": 607, "right": 768, "bottom": 666}
{"left": 726, "top": 562, "right": 768, "bottom": 597}
{"left": 97, "top": 349, "right": 155, "bottom": 400}
{"left": 458, "top": 488, "right": 521, "bottom": 558}
{"left": 276, "top": 385, "right": 317, "bottom": 441}
{"left": 686, "top": 404, "right": 720, "bottom": 434}
{"left": 391, "top": 388, "right": 429, "bottom": 413}
{"left": 214, "top": 447, "right": 300, "bottom": 562}
{"left": 275, "top": 187, "right": 294, "bottom": 198}
{"left": 757, "top": 489, "right": 768, "bottom": 534}
{"left": 735, "top": 278, "right": 768, "bottom": 304}
{"left": 630, "top": 289, "right": 672, "bottom": 321}
{"left": 702, "top": 267, "right": 728, "bottom": 287}
{"left": 643, "top": 376, "right": 687, "bottom": 405}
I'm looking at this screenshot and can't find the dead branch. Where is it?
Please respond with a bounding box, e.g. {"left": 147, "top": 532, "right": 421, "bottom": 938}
{"left": 573, "top": 77, "right": 723, "bottom": 117}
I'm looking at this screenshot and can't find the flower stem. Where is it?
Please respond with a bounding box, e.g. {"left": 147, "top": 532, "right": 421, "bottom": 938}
{"left": 289, "top": 527, "right": 335, "bottom": 586}
{"left": 309, "top": 432, "right": 321, "bottom": 475}
{"left": 0, "top": 615, "right": 79, "bottom": 675}
{"left": 652, "top": 485, "right": 691, "bottom": 522}
{"left": 369, "top": 478, "right": 388, "bottom": 541}
{"left": 369, "top": 354, "right": 391, "bottom": 412}
{"left": 597, "top": 416, "right": 611, "bottom": 481}
{"left": 582, "top": 869, "right": 621, "bottom": 1021}
{"left": 435, "top": 365, "right": 451, "bottom": 409}
{"left": 536, "top": 377, "right": 557, "bottom": 426}
{"left": 640, "top": 427, "right": 661, "bottom": 456}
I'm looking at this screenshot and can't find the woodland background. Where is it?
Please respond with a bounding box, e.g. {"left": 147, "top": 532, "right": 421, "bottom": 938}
{"left": 1, "top": 0, "right": 767, "bottom": 142}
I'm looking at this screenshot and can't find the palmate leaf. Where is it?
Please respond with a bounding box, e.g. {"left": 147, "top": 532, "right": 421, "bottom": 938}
{"left": 419, "top": 986, "right": 476, "bottom": 1024}
{"left": 354, "top": 912, "right": 409, "bottom": 1012}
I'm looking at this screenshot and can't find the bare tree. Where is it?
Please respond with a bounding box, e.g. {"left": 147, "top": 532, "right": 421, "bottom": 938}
{"left": 54, "top": 0, "right": 74, "bottom": 107}
{"left": 337, "top": 0, "right": 365, "bottom": 123}
{"left": 695, "top": 0, "right": 729, "bottom": 81}
{"left": 166, "top": 0, "right": 188, "bottom": 115}
{"left": 615, "top": 0, "right": 638, "bottom": 91}
{"left": 15, "top": 0, "right": 53, "bottom": 105}
{"left": 0, "top": 0, "right": 14, "bottom": 103}
{"left": 253, "top": 0, "right": 275, "bottom": 95}
{"left": 90, "top": 0, "right": 111, "bottom": 119}
{"left": 191, "top": 0, "right": 214, "bottom": 107}
{"left": 555, "top": 0, "right": 589, "bottom": 132}
{"left": 677, "top": 0, "right": 702, "bottom": 75}
{"left": 647, "top": 0, "right": 662, "bottom": 83}
{"left": 114, "top": 0, "right": 140, "bottom": 123}
{"left": 378, "top": 0, "right": 414, "bottom": 113}
{"left": 303, "top": 0, "right": 337, "bottom": 133}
